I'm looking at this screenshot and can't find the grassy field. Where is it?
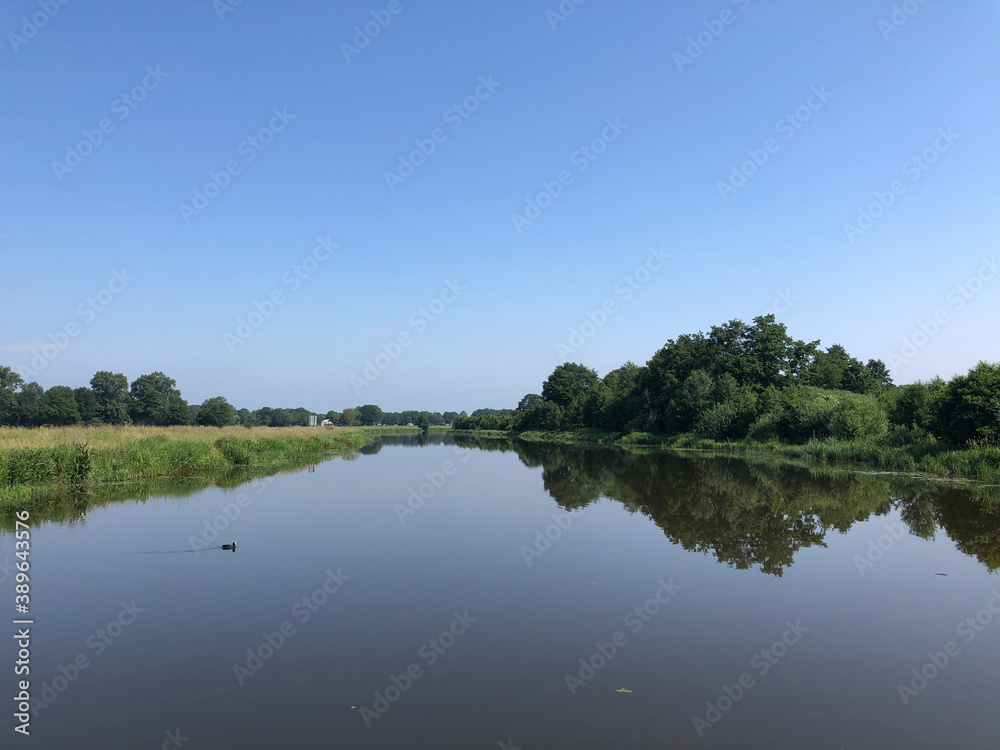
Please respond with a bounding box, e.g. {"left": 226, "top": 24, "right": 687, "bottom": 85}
{"left": 453, "top": 428, "right": 1000, "bottom": 483}
{"left": 0, "top": 425, "right": 369, "bottom": 501}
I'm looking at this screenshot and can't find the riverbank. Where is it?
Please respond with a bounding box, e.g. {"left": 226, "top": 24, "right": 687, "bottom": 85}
{"left": 452, "top": 428, "right": 1000, "bottom": 483}
{"left": 0, "top": 425, "right": 370, "bottom": 501}
{"left": 359, "top": 425, "right": 452, "bottom": 435}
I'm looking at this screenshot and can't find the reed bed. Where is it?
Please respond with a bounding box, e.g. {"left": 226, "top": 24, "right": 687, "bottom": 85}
{"left": 0, "top": 426, "right": 369, "bottom": 500}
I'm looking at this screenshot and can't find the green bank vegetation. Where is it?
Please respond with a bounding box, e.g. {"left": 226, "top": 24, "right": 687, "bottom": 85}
{"left": 0, "top": 425, "right": 369, "bottom": 502}
{"left": 454, "top": 315, "right": 1000, "bottom": 482}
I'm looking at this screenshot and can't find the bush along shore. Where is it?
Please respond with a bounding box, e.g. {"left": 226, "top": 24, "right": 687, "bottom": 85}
{"left": 451, "top": 314, "right": 1000, "bottom": 485}
{"left": 451, "top": 428, "right": 1000, "bottom": 483}
{"left": 0, "top": 426, "right": 370, "bottom": 501}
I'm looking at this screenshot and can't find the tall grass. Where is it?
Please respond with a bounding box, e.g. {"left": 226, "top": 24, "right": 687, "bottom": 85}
{"left": 0, "top": 426, "right": 369, "bottom": 500}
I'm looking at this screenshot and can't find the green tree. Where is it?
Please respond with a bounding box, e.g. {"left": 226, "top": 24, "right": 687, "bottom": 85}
{"left": 90, "top": 371, "right": 131, "bottom": 424}
{"left": 417, "top": 414, "right": 430, "bottom": 432}
{"left": 939, "top": 362, "right": 1000, "bottom": 444}
{"left": 196, "top": 396, "right": 235, "bottom": 427}
{"left": 865, "top": 359, "right": 894, "bottom": 393}
{"left": 165, "top": 392, "right": 192, "bottom": 425}
{"left": 342, "top": 407, "right": 361, "bottom": 427}
{"left": 42, "top": 385, "right": 81, "bottom": 425}
{"left": 0, "top": 366, "right": 24, "bottom": 425}
{"left": 16, "top": 382, "right": 45, "bottom": 426}
{"left": 542, "top": 363, "right": 600, "bottom": 407}
{"left": 73, "top": 387, "right": 99, "bottom": 423}
{"left": 358, "top": 404, "right": 383, "bottom": 425}
{"left": 516, "top": 393, "right": 544, "bottom": 411}
{"left": 130, "top": 371, "right": 187, "bottom": 425}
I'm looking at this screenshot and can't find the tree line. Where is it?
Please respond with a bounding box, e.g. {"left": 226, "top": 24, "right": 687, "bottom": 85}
{"left": 453, "top": 314, "right": 1000, "bottom": 447}
{"left": 0, "top": 367, "right": 463, "bottom": 429}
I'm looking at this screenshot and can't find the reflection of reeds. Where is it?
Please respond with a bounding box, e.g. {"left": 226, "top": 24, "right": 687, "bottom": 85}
{"left": 0, "top": 451, "right": 362, "bottom": 531}
{"left": 0, "top": 426, "right": 369, "bottom": 502}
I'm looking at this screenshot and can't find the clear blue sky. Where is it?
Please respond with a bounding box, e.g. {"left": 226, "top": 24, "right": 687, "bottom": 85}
{"left": 2, "top": 0, "right": 998, "bottom": 413}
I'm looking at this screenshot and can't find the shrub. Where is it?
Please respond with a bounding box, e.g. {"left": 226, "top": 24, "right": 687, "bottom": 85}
{"left": 215, "top": 437, "right": 254, "bottom": 465}
{"left": 829, "top": 394, "right": 889, "bottom": 440}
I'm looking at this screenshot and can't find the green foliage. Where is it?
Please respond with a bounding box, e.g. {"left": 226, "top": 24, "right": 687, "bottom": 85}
{"left": 0, "top": 430, "right": 370, "bottom": 500}
{"left": 829, "top": 393, "right": 889, "bottom": 440}
{"left": 130, "top": 371, "right": 189, "bottom": 426}
{"left": 215, "top": 436, "right": 254, "bottom": 465}
{"left": 73, "top": 387, "right": 98, "bottom": 422}
{"left": 516, "top": 393, "right": 544, "bottom": 411}
{"left": 939, "top": 361, "right": 1000, "bottom": 444}
{"left": 16, "top": 382, "right": 45, "bottom": 427}
{"left": 197, "top": 396, "right": 236, "bottom": 427}
{"left": 0, "top": 366, "right": 24, "bottom": 425}
{"left": 90, "top": 371, "right": 131, "bottom": 425}
{"left": 43, "top": 386, "right": 81, "bottom": 426}
{"left": 542, "top": 363, "right": 600, "bottom": 407}
{"left": 358, "top": 404, "right": 384, "bottom": 425}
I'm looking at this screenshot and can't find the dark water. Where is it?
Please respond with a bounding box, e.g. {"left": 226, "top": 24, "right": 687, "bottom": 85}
{"left": 3, "top": 435, "right": 1000, "bottom": 749}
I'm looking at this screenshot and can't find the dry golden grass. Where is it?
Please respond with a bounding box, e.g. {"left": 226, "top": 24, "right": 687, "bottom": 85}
{"left": 0, "top": 424, "right": 360, "bottom": 451}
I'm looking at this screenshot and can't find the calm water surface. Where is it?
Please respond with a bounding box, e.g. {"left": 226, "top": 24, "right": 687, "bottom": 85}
{"left": 3, "top": 434, "right": 1000, "bottom": 749}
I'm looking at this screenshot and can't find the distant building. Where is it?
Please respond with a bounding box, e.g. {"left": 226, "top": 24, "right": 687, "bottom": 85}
{"left": 320, "top": 419, "right": 333, "bottom": 426}
{"left": 309, "top": 415, "right": 317, "bottom": 427}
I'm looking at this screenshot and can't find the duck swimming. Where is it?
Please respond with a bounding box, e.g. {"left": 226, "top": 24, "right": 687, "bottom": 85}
{"left": 222, "top": 542, "right": 237, "bottom": 551}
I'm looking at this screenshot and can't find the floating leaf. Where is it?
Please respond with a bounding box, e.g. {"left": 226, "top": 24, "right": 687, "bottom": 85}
{"left": 615, "top": 688, "right": 632, "bottom": 693}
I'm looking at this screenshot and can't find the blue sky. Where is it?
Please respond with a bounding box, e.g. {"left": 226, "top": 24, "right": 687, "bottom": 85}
{"left": 2, "top": 0, "right": 998, "bottom": 413}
